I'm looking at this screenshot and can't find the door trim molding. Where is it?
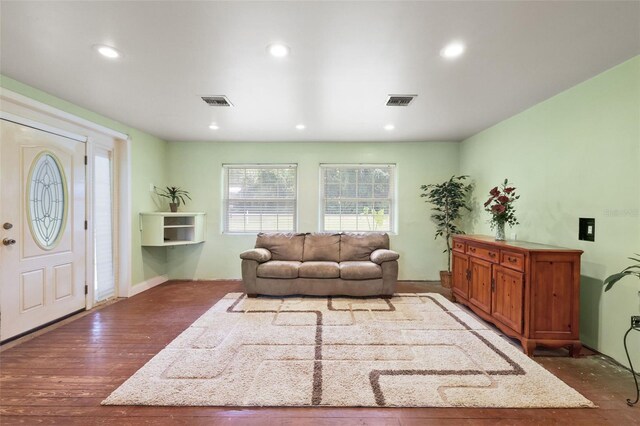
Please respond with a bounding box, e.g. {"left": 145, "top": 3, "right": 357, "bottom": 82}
{"left": 0, "top": 111, "right": 87, "bottom": 142}
{"left": 0, "top": 88, "right": 128, "bottom": 140}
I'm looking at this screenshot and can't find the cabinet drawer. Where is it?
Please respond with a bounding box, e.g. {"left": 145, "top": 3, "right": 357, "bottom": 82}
{"left": 453, "top": 240, "right": 465, "bottom": 253}
{"left": 466, "top": 244, "right": 499, "bottom": 263}
{"left": 501, "top": 250, "right": 525, "bottom": 271}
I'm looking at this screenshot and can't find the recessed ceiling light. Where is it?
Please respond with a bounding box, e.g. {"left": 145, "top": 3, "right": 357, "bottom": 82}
{"left": 209, "top": 123, "right": 219, "bottom": 130}
{"left": 295, "top": 124, "right": 306, "bottom": 130}
{"left": 267, "top": 43, "right": 290, "bottom": 58}
{"left": 384, "top": 124, "right": 395, "bottom": 131}
{"left": 440, "top": 42, "right": 465, "bottom": 59}
{"left": 93, "top": 44, "right": 121, "bottom": 59}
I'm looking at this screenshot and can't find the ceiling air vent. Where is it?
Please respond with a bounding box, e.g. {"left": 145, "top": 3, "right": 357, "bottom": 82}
{"left": 201, "top": 96, "right": 233, "bottom": 107}
{"left": 386, "top": 94, "right": 417, "bottom": 106}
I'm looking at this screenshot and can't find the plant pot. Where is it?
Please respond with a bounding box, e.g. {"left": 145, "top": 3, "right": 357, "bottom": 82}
{"left": 169, "top": 203, "right": 178, "bottom": 213}
{"left": 440, "top": 271, "right": 452, "bottom": 288}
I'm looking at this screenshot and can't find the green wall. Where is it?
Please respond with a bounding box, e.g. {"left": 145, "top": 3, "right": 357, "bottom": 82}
{"left": 164, "top": 141, "right": 459, "bottom": 281}
{"left": 0, "top": 75, "right": 169, "bottom": 287}
{"left": 460, "top": 56, "right": 640, "bottom": 368}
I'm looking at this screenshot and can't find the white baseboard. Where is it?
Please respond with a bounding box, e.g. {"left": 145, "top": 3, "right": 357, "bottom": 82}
{"left": 128, "top": 274, "right": 169, "bottom": 297}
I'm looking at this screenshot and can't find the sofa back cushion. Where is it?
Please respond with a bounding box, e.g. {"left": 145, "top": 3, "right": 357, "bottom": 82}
{"left": 255, "top": 233, "right": 306, "bottom": 261}
{"left": 339, "top": 233, "right": 389, "bottom": 261}
{"left": 303, "top": 233, "right": 341, "bottom": 262}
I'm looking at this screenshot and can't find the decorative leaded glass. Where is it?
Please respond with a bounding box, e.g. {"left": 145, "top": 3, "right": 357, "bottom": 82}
{"left": 28, "top": 152, "right": 67, "bottom": 249}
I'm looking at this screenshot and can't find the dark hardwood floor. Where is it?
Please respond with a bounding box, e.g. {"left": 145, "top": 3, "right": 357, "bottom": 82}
{"left": 1, "top": 280, "right": 638, "bottom": 425}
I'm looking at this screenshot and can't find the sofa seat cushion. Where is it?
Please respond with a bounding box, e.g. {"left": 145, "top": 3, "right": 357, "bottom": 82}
{"left": 299, "top": 261, "right": 340, "bottom": 278}
{"left": 339, "top": 261, "right": 382, "bottom": 280}
{"left": 257, "top": 261, "right": 301, "bottom": 279}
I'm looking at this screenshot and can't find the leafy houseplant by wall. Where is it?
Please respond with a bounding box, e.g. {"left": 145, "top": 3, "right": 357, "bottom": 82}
{"left": 484, "top": 179, "right": 520, "bottom": 241}
{"left": 603, "top": 254, "right": 640, "bottom": 293}
{"left": 604, "top": 254, "right": 640, "bottom": 406}
{"left": 155, "top": 186, "right": 191, "bottom": 212}
{"left": 420, "top": 175, "right": 472, "bottom": 288}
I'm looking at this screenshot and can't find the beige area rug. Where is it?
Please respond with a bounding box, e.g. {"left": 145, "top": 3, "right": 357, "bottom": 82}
{"left": 103, "top": 293, "right": 594, "bottom": 408}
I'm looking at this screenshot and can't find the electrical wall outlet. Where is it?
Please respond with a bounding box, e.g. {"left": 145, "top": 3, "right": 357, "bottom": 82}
{"left": 149, "top": 183, "right": 155, "bottom": 192}
{"left": 578, "top": 218, "right": 595, "bottom": 242}
{"left": 632, "top": 316, "right": 640, "bottom": 329}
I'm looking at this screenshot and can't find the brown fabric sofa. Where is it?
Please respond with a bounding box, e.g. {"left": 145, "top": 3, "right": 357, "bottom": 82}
{"left": 240, "top": 232, "right": 399, "bottom": 297}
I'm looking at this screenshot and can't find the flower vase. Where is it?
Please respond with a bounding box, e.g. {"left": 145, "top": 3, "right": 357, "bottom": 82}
{"left": 495, "top": 222, "right": 506, "bottom": 241}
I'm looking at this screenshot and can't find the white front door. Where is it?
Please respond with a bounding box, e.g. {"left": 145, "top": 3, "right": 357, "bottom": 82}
{"left": 0, "top": 118, "right": 86, "bottom": 341}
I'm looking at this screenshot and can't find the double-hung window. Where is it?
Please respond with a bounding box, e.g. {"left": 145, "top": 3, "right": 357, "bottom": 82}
{"left": 223, "top": 164, "right": 297, "bottom": 233}
{"left": 320, "top": 164, "right": 396, "bottom": 232}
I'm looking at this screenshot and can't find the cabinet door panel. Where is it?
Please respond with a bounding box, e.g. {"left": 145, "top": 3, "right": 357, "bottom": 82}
{"left": 492, "top": 266, "right": 524, "bottom": 333}
{"left": 469, "top": 257, "right": 492, "bottom": 314}
{"left": 531, "top": 255, "right": 579, "bottom": 339}
{"left": 452, "top": 251, "right": 469, "bottom": 299}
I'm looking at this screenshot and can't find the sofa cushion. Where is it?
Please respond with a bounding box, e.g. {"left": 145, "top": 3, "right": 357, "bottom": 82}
{"left": 299, "top": 261, "right": 340, "bottom": 278}
{"left": 303, "top": 233, "right": 341, "bottom": 262}
{"left": 256, "top": 233, "right": 306, "bottom": 261}
{"left": 257, "top": 261, "right": 301, "bottom": 279}
{"left": 339, "top": 261, "right": 383, "bottom": 280}
{"left": 340, "top": 233, "right": 390, "bottom": 261}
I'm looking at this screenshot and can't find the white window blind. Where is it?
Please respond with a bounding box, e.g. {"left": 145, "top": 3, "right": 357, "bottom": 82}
{"left": 94, "top": 149, "right": 116, "bottom": 302}
{"left": 223, "top": 164, "right": 297, "bottom": 233}
{"left": 320, "top": 164, "right": 395, "bottom": 232}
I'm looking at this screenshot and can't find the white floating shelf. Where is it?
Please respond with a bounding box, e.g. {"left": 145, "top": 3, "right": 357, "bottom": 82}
{"left": 140, "top": 212, "right": 206, "bottom": 247}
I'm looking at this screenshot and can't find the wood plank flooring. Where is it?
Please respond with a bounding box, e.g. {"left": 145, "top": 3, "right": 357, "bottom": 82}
{"left": 1, "top": 280, "right": 638, "bottom": 425}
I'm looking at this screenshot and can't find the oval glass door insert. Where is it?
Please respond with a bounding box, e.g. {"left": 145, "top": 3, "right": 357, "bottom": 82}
{"left": 27, "top": 152, "right": 68, "bottom": 249}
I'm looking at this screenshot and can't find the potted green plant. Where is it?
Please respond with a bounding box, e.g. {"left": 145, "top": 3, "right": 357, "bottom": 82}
{"left": 603, "top": 254, "right": 640, "bottom": 291}
{"left": 155, "top": 186, "right": 191, "bottom": 212}
{"left": 420, "top": 175, "right": 472, "bottom": 288}
{"left": 483, "top": 179, "right": 520, "bottom": 240}
{"left": 603, "top": 254, "right": 640, "bottom": 406}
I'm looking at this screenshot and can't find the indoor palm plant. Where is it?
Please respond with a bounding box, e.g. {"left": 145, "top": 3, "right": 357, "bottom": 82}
{"left": 484, "top": 179, "right": 520, "bottom": 240}
{"left": 603, "top": 254, "right": 640, "bottom": 406}
{"left": 155, "top": 186, "right": 191, "bottom": 212}
{"left": 603, "top": 254, "right": 640, "bottom": 292}
{"left": 420, "top": 175, "right": 472, "bottom": 288}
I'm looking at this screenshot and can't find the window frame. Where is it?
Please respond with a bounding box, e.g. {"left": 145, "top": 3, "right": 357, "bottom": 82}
{"left": 319, "top": 163, "right": 397, "bottom": 233}
{"left": 222, "top": 163, "right": 298, "bottom": 234}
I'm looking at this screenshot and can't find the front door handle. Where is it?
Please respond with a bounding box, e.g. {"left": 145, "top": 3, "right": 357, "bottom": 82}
{"left": 3, "top": 238, "right": 16, "bottom": 246}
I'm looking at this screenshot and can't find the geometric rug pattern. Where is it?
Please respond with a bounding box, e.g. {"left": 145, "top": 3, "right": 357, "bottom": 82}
{"left": 102, "top": 293, "right": 594, "bottom": 408}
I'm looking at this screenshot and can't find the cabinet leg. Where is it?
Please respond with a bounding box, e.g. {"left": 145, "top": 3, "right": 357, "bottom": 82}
{"left": 569, "top": 343, "right": 582, "bottom": 358}
{"left": 522, "top": 340, "right": 536, "bottom": 357}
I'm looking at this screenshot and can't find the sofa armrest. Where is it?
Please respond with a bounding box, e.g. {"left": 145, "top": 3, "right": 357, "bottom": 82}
{"left": 240, "top": 248, "right": 272, "bottom": 263}
{"left": 370, "top": 249, "right": 399, "bottom": 264}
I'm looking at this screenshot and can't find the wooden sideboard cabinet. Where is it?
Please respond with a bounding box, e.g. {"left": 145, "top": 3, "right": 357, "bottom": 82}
{"left": 451, "top": 235, "right": 583, "bottom": 357}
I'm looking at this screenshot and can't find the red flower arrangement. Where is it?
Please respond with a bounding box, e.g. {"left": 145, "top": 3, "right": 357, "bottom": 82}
{"left": 484, "top": 179, "right": 520, "bottom": 229}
